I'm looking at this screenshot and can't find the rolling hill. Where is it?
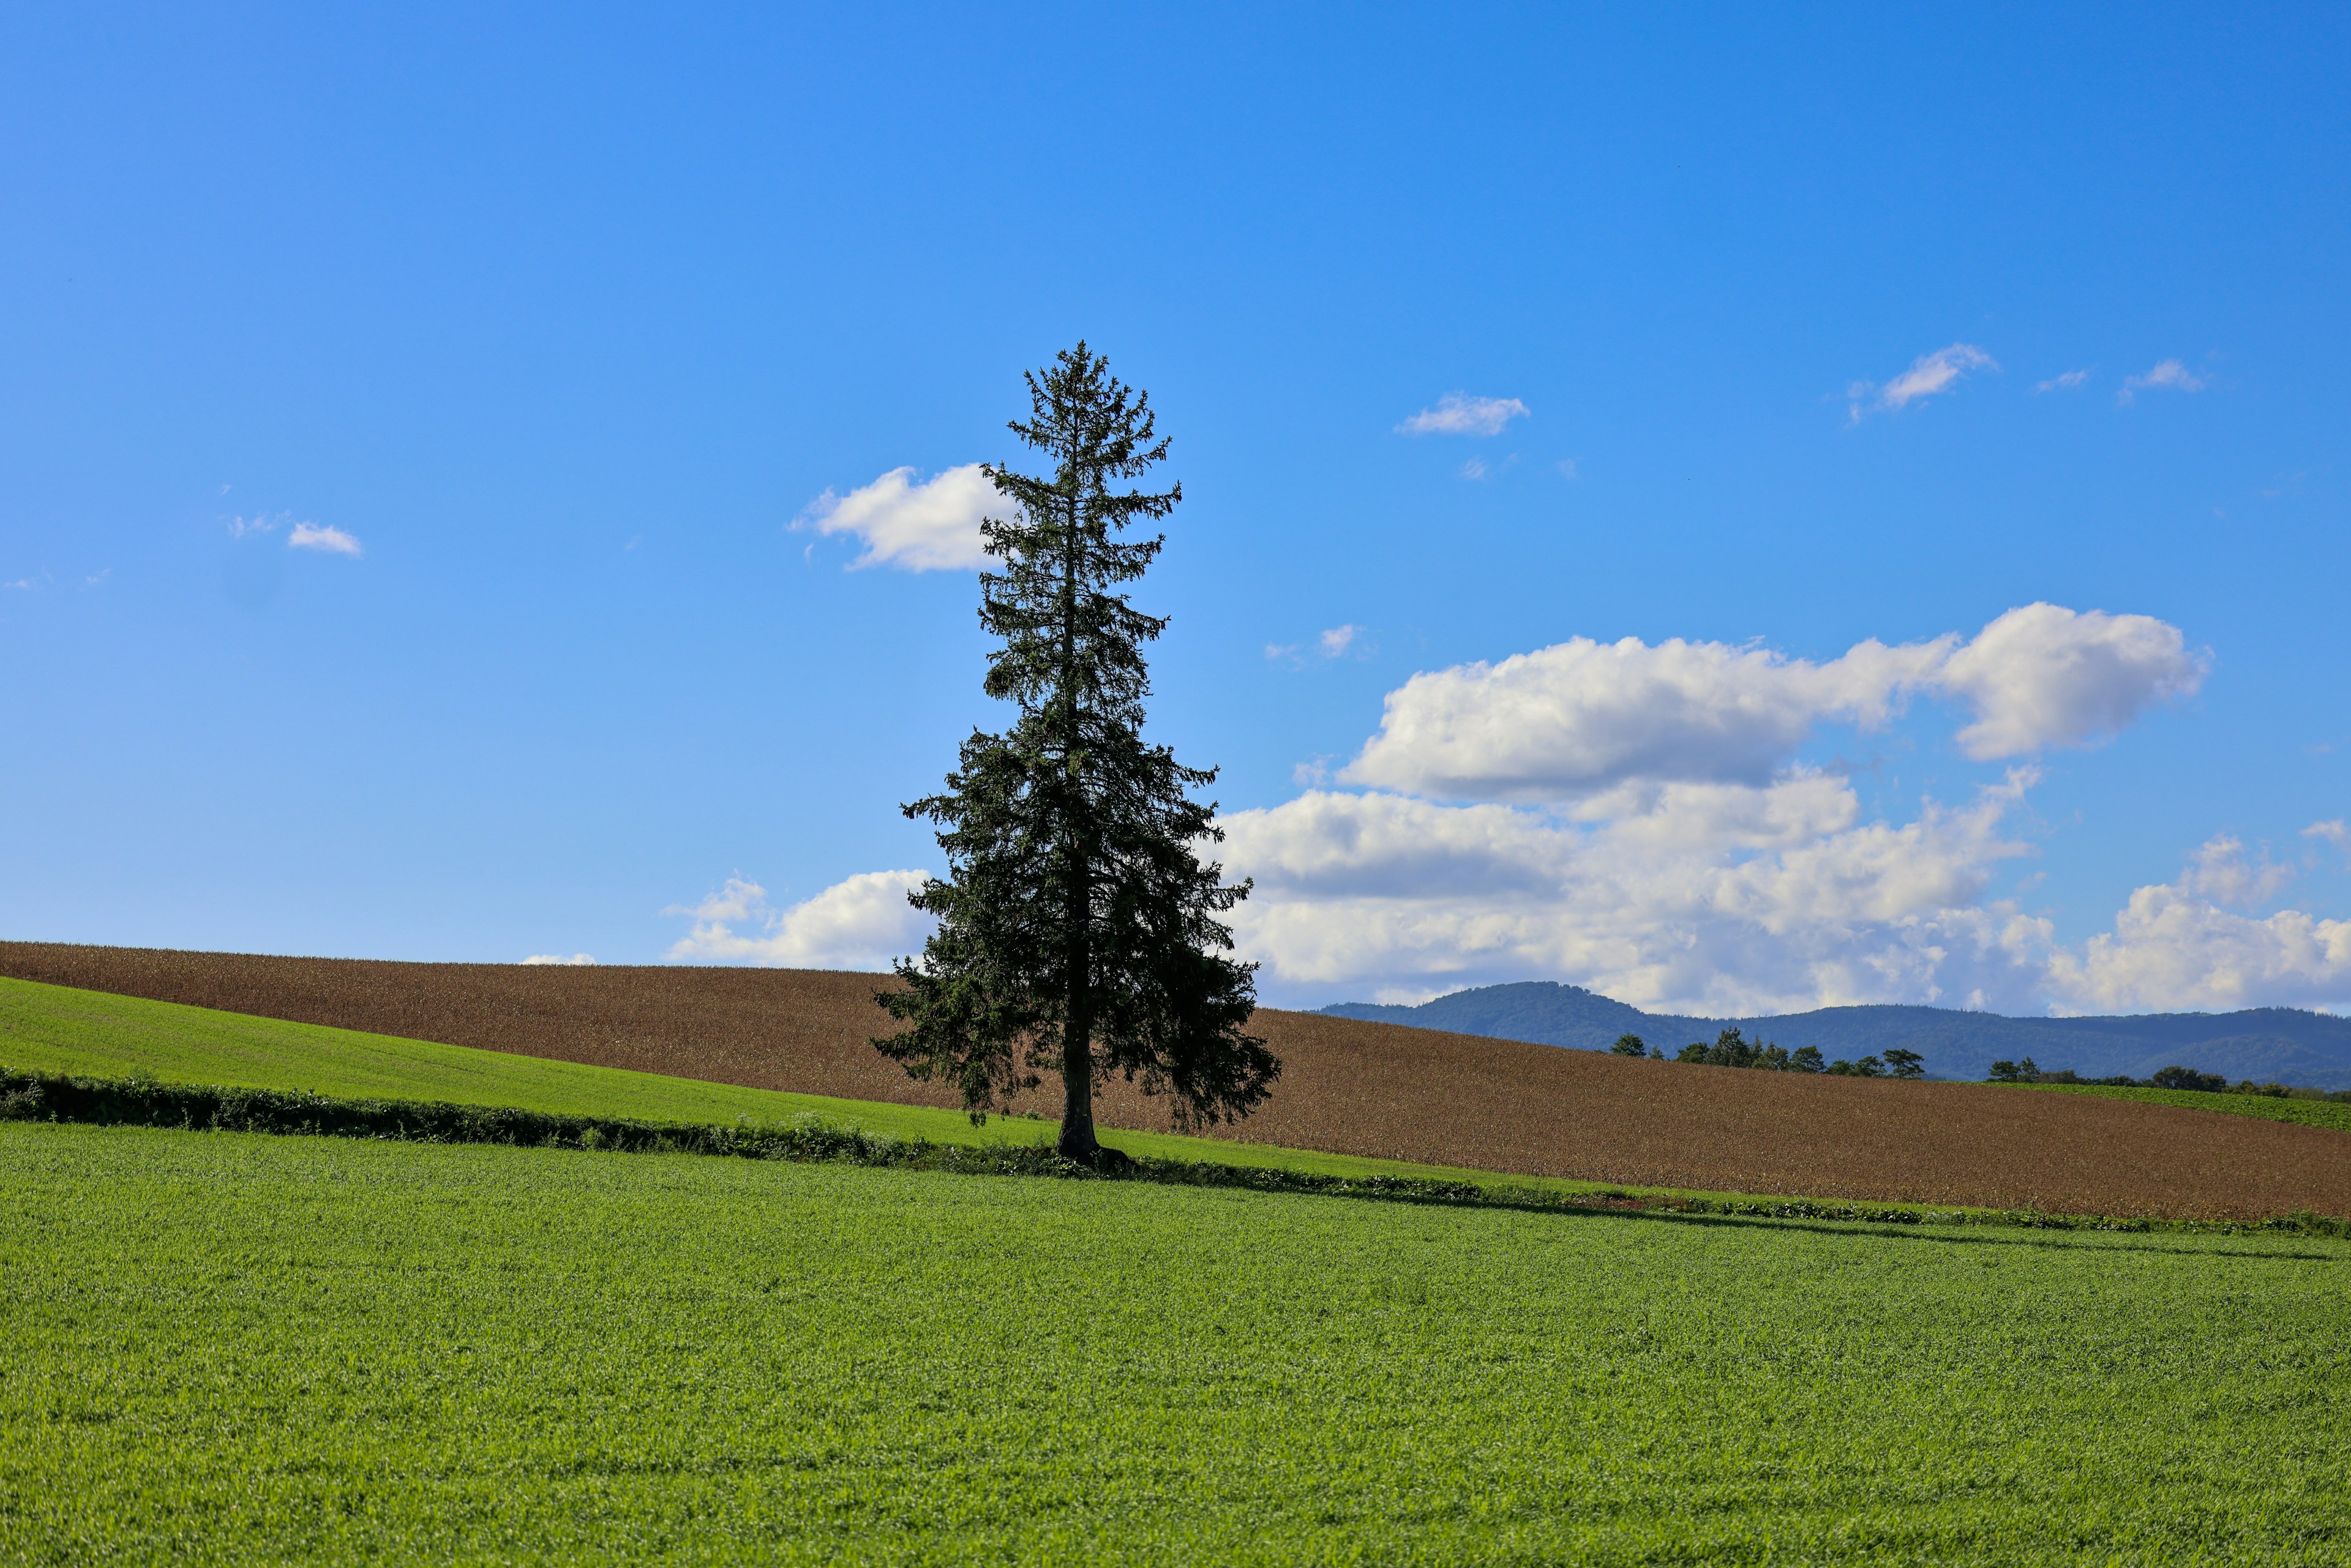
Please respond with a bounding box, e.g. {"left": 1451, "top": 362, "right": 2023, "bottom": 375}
{"left": 1322, "top": 980, "right": 2351, "bottom": 1089}
{"left": 5, "top": 941, "right": 2350, "bottom": 1218}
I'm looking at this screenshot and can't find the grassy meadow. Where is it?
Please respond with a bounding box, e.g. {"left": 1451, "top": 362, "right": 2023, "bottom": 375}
{"left": 4, "top": 1119, "right": 2349, "bottom": 1565}
{"left": 0, "top": 975, "right": 1582, "bottom": 1191}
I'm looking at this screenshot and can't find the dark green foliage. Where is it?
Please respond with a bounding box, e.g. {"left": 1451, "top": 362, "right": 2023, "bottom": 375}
{"left": 1610, "top": 1033, "right": 1647, "bottom": 1057}
{"left": 1671, "top": 1027, "right": 1840, "bottom": 1075}
{"left": 1828, "top": 1056, "right": 1887, "bottom": 1077}
{"left": 876, "top": 345, "right": 1275, "bottom": 1158}
{"left": 1989, "top": 1059, "right": 2342, "bottom": 1100}
{"left": 1881, "top": 1048, "right": 1925, "bottom": 1079}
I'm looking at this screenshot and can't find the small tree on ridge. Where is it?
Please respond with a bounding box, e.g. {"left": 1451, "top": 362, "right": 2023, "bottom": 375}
{"left": 875, "top": 343, "right": 1277, "bottom": 1161}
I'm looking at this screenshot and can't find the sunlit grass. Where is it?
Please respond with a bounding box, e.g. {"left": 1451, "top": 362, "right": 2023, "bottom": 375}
{"left": 4, "top": 1120, "right": 2347, "bottom": 1565}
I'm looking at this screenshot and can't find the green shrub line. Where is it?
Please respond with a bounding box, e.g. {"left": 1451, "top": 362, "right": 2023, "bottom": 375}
{"left": 6, "top": 1063, "right": 2345, "bottom": 1239}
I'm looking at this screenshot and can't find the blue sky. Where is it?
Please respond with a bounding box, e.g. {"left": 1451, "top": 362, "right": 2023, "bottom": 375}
{"left": 4, "top": 4, "right": 2347, "bottom": 1014}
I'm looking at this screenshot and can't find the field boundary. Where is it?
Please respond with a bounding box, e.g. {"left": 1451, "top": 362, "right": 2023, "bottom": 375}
{"left": 9, "top": 1064, "right": 2345, "bottom": 1239}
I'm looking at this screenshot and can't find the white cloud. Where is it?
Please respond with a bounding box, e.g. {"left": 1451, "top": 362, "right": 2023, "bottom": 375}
{"left": 2034, "top": 369, "right": 2091, "bottom": 393}
{"left": 1848, "top": 343, "right": 1997, "bottom": 421}
{"left": 287, "top": 522, "right": 363, "bottom": 557}
{"left": 2306, "top": 819, "right": 2349, "bottom": 868}
{"left": 793, "top": 606, "right": 2325, "bottom": 1013}
{"left": 2178, "top": 835, "right": 2294, "bottom": 907}
{"left": 1399, "top": 394, "right": 1529, "bottom": 437}
{"left": 1341, "top": 604, "right": 2203, "bottom": 801}
{"left": 664, "top": 871, "right": 933, "bottom": 969}
{"left": 798, "top": 464, "right": 998, "bottom": 571}
{"left": 521, "top": 953, "right": 598, "bottom": 966}
{"left": 1220, "top": 771, "right": 2053, "bottom": 1015}
{"left": 1269, "top": 625, "right": 1368, "bottom": 666}
{"left": 227, "top": 514, "right": 280, "bottom": 539}
{"left": 1556, "top": 458, "right": 1581, "bottom": 481}
{"left": 1459, "top": 457, "right": 1490, "bottom": 481}
{"left": 2119, "top": 359, "right": 2205, "bottom": 404}
{"left": 1217, "top": 771, "right": 2351, "bottom": 1016}
{"left": 2044, "top": 880, "right": 2351, "bottom": 1013}
{"left": 1935, "top": 603, "right": 2206, "bottom": 760}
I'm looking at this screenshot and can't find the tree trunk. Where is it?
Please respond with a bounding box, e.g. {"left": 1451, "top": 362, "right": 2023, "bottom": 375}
{"left": 1057, "top": 836, "right": 1100, "bottom": 1157}
{"left": 1056, "top": 1008, "right": 1099, "bottom": 1159}
{"left": 1054, "top": 475, "right": 1101, "bottom": 1162}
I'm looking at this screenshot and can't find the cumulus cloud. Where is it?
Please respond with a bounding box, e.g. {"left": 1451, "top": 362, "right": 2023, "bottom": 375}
{"left": 287, "top": 522, "right": 364, "bottom": 557}
{"left": 1217, "top": 774, "right": 2351, "bottom": 1016}
{"left": 2178, "top": 835, "right": 2294, "bottom": 907}
{"left": 1848, "top": 344, "right": 1997, "bottom": 421}
{"left": 2035, "top": 369, "right": 2091, "bottom": 393}
{"left": 791, "top": 605, "right": 2328, "bottom": 1014}
{"left": 2045, "top": 883, "right": 2351, "bottom": 1013}
{"left": 665, "top": 871, "right": 933, "bottom": 969}
{"left": 1935, "top": 603, "right": 2206, "bottom": 760}
{"left": 1319, "top": 625, "right": 1362, "bottom": 658}
{"left": 1343, "top": 603, "right": 2204, "bottom": 801}
{"left": 2119, "top": 359, "right": 2206, "bottom": 404}
{"left": 1219, "top": 771, "right": 2051, "bottom": 1015}
{"left": 1399, "top": 394, "right": 1528, "bottom": 437}
{"left": 798, "top": 464, "right": 999, "bottom": 571}
{"left": 521, "top": 953, "right": 598, "bottom": 966}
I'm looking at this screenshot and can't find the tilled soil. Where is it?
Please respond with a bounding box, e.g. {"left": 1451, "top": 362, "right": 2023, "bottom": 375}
{"left": 5, "top": 940, "right": 2345, "bottom": 1220}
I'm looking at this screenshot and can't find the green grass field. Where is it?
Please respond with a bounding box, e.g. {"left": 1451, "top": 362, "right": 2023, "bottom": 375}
{"left": 2012, "top": 1078, "right": 2351, "bottom": 1133}
{"left": 0, "top": 975, "right": 1629, "bottom": 1197}
{"left": 4, "top": 1119, "right": 2347, "bottom": 1565}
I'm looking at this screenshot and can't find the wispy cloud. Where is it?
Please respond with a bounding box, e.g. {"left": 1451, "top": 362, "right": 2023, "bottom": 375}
{"left": 1399, "top": 393, "right": 1529, "bottom": 437}
{"left": 520, "top": 953, "right": 598, "bottom": 966}
{"left": 2119, "top": 359, "right": 2206, "bottom": 404}
{"left": 2034, "top": 369, "right": 2091, "bottom": 393}
{"left": 1268, "top": 625, "right": 1371, "bottom": 666}
{"left": 1460, "top": 457, "right": 1490, "bottom": 481}
{"left": 227, "top": 514, "right": 280, "bottom": 539}
{"left": 1847, "top": 343, "right": 1998, "bottom": 422}
{"left": 288, "top": 522, "right": 364, "bottom": 557}
{"left": 1556, "top": 458, "right": 1582, "bottom": 481}
{"left": 2308, "top": 819, "right": 2350, "bottom": 866}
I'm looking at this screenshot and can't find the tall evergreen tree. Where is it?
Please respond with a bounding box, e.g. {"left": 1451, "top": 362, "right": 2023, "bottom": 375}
{"left": 876, "top": 343, "right": 1277, "bottom": 1162}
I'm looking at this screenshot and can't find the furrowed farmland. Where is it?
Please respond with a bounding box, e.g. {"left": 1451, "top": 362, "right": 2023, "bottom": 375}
{"left": 6, "top": 941, "right": 2351, "bottom": 1219}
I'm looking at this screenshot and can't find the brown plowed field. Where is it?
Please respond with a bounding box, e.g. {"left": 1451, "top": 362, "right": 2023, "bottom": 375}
{"left": 5, "top": 940, "right": 2346, "bottom": 1220}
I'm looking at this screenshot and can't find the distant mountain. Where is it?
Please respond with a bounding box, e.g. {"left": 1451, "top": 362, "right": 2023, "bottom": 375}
{"left": 1319, "top": 981, "right": 2351, "bottom": 1090}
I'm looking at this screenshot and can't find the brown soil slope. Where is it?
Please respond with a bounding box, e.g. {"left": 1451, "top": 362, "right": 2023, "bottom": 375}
{"left": 5, "top": 940, "right": 2345, "bottom": 1220}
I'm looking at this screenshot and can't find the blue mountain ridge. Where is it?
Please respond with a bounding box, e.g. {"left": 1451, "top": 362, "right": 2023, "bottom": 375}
{"left": 1318, "top": 981, "right": 2351, "bottom": 1090}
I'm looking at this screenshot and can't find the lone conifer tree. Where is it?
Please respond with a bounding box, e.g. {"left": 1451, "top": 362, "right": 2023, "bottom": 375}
{"left": 876, "top": 343, "right": 1277, "bottom": 1161}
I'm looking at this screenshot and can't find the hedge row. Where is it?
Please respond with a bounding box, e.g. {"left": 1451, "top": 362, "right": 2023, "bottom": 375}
{"left": 4, "top": 1066, "right": 2344, "bottom": 1238}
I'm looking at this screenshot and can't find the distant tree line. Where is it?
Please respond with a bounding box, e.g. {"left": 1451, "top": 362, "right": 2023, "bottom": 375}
{"left": 1987, "top": 1058, "right": 2351, "bottom": 1101}
{"left": 1608, "top": 1028, "right": 1925, "bottom": 1079}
